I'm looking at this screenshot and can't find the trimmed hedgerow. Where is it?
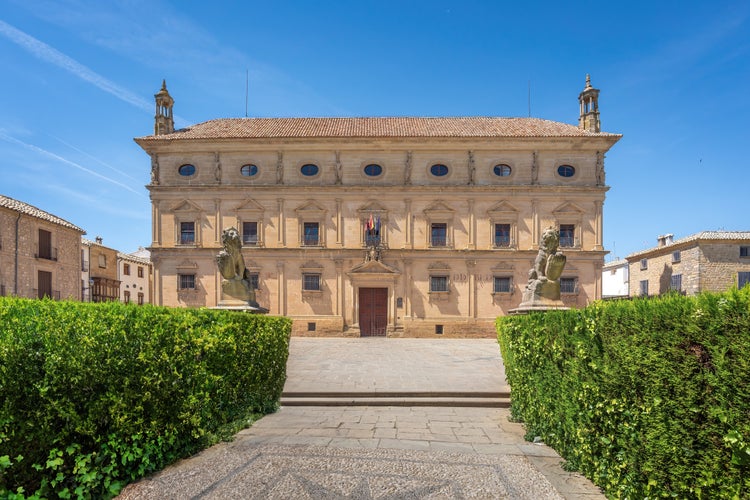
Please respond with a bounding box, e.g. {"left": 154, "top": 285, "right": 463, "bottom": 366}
{"left": 0, "top": 297, "right": 291, "bottom": 499}
{"left": 497, "top": 288, "right": 750, "bottom": 499}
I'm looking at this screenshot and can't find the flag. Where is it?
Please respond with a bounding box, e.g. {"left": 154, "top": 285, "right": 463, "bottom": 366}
{"left": 367, "top": 213, "right": 374, "bottom": 233}
{"left": 375, "top": 215, "right": 381, "bottom": 235}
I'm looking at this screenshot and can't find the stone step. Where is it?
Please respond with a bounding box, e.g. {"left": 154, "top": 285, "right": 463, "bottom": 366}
{"left": 280, "top": 391, "right": 511, "bottom": 408}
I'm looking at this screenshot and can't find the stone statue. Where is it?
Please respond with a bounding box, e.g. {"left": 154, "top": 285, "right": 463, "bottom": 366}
{"left": 516, "top": 226, "right": 567, "bottom": 310}
{"left": 468, "top": 150, "right": 475, "bottom": 185}
{"left": 404, "top": 151, "right": 412, "bottom": 185}
{"left": 596, "top": 151, "right": 605, "bottom": 186}
{"left": 214, "top": 152, "right": 222, "bottom": 182}
{"left": 150, "top": 154, "right": 159, "bottom": 185}
{"left": 276, "top": 151, "right": 284, "bottom": 184}
{"left": 334, "top": 151, "right": 342, "bottom": 185}
{"left": 531, "top": 151, "right": 538, "bottom": 185}
{"left": 215, "top": 227, "right": 258, "bottom": 307}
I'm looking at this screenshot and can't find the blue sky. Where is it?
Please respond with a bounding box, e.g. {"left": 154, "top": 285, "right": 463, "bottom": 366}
{"left": 1, "top": 0, "right": 748, "bottom": 258}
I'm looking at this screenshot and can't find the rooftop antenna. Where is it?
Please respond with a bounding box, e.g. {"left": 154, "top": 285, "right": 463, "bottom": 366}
{"left": 245, "top": 69, "right": 249, "bottom": 118}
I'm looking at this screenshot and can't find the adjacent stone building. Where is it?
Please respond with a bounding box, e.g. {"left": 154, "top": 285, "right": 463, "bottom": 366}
{"left": 135, "top": 76, "right": 621, "bottom": 336}
{"left": 0, "top": 194, "right": 85, "bottom": 300}
{"left": 626, "top": 232, "right": 750, "bottom": 297}
{"left": 82, "top": 237, "right": 121, "bottom": 302}
{"left": 118, "top": 250, "right": 152, "bottom": 305}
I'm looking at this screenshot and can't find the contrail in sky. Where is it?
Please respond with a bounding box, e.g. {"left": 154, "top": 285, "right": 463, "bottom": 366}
{"left": 0, "top": 131, "right": 145, "bottom": 196}
{"left": 0, "top": 19, "right": 153, "bottom": 113}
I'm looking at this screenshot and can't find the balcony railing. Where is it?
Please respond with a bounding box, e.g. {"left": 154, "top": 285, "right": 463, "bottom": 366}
{"left": 302, "top": 236, "right": 320, "bottom": 246}
{"left": 33, "top": 289, "right": 61, "bottom": 300}
{"left": 35, "top": 247, "right": 58, "bottom": 261}
{"left": 430, "top": 236, "right": 447, "bottom": 247}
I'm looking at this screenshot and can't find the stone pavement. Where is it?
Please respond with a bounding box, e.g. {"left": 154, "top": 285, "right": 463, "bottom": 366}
{"left": 118, "top": 338, "right": 605, "bottom": 499}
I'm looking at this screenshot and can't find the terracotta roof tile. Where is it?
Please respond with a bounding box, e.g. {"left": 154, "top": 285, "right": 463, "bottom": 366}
{"left": 136, "top": 117, "right": 621, "bottom": 141}
{"left": 0, "top": 194, "right": 85, "bottom": 233}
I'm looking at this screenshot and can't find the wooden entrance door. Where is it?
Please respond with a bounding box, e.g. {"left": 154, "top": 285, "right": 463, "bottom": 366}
{"left": 359, "top": 287, "right": 388, "bottom": 337}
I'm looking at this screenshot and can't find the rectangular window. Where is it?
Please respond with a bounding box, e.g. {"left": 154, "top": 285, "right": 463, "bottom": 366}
{"left": 640, "top": 259, "right": 648, "bottom": 270}
{"left": 430, "top": 275, "right": 449, "bottom": 292}
{"left": 180, "top": 222, "right": 195, "bottom": 245}
{"left": 739, "top": 272, "right": 750, "bottom": 289}
{"left": 124, "top": 290, "right": 131, "bottom": 304}
{"left": 137, "top": 292, "right": 144, "bottom": 305}
{"left": 560, "top": 277, "right": 577, "bottom": 294}
{"left": 494, "top": 224, "right": 511, "bottom": 248}
{"left": 741, "top": 246, "right": 750, "bottom": 258}
{"left": 137, "top": 266, "right": 144, "bottom": 278}
{"left": 430, "top": 223, "right": 447, "bottom": 247}
{"left": 559, "top": 224, "right": 575, "bottom": 248}
{"left": 671, "top": 274, "right": 682, "bottom": 291}
{"left": 178, "top": 274, "right": 196, "bottom": 290}
{"left": 242, "top": 221, "right": 258, "bottom": 246}
{"left": 672, "top": 251, "right": 681, "bottom": 263}
{"left": 98, "top": 254, "right": 107, "bottom": 268}
{"left": 247, "top": 273, "right": 259, "bottom": 290}
{"left": 123, "top": 263, "right": 130, "bottom": 276}
{"left": 38, "top": 229, "right": 52, "bottom": 260}
{"left": 303, "top": 273, "right": 321, "bottom": 291}
{"left": 493, "top": 276, "right": 512, "bottom": 293}
{"left": 640, "top": 279, "right": 649, "bottom": 296}
{"left": 303, "top": 222, "right": 319, "bottom": 246}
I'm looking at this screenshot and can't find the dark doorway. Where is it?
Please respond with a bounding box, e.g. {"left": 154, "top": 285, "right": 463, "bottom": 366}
{"left": 359, "top": 287, "right": 387, "bottom": 337}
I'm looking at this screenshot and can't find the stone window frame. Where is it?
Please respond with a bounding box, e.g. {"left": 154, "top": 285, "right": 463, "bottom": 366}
{"left": 670, "top": 273, "right": 683, "bottom": 292}
{"left": 424, "top": 203, "right": 455, "bottom": 249}
{"left": 428, "top": 261, "right": 451, "bottom": 296}
{"left": 672, "top": 251, "right": 681, "bottom": 263}
{"left": 123, "top": 263, "right": 131, "bottom": 276}
{"left": 137, "top": 266, "right": 144, "bottom": 278}
{"left": 487, "top": 203, "right": 519, "bottom": 250}
{"left": 137, "top": 292, "right": 144, "bottom": 305}
{"left": 235, "top": 199, "right": 265, "bottom": 248}
{"left": 301, "top": 261, "right": 324, "bottom": 295}
{"left": 492, "top": 276, "right": 513, "bottom": 294}
{"left": 299, "top": 162, "right": 321, "bottom": 179}
{"left": 552, "top": 203, "right": 584, "bottom": 250}
{"left": 173, "top": 201, "right": 203, "bottom": 247}
{"left": 491, "top": 162, "right": 514, "bottom": 179}
{"left": 362, "top": 163, "right": 384, "bottom": 178}
{"left": 640, "top": 259, "right": 648, "bottom": 271}
{"left": 556, "top": 164, "right": 577, "bottom": 179}
{"left": 177, "top": 273, "right": 196, "bottom": 290}
{"left": 560, "top": 276, "right": 579, "bottom": 295}
{"left": 295, "top": 202, "right": 327, "bottom": 248}
{"left": 429, "top": 163, "right": 451, "bottom": 178}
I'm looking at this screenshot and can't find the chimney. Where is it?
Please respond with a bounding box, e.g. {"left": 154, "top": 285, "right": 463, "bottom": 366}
{"left": 657, "top": 234, "right": 674, "bottom": 247}
{"left": 95, "top": 236, "right": 103, "bottom": 245}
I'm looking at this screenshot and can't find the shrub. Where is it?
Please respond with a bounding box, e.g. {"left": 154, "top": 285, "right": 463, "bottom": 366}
{"left": 497, "top": 288, "right": 750, "bottom": 499}
{"left": 0, "top": 298, "right": 291, "bottom": 498}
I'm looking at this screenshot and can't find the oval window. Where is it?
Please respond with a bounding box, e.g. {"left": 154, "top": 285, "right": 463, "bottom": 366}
{"left": 364, "top": 164, "right": 382, "bottom": 177}
{"left": 557, "top": 165, "right": 575, "bottom": 178}
{"left": 493, "top": 164, "right": 512, "bottom": 177}
{"left": 300, "top": 163, "right": 319, "bottom": 176}
{"left": 240, "top": 164, "right": 258, "bottom": 177}
{"left": 430, "top": 164, "right": 449, "bottom": 177}
{"left": 178, "top": 164, "right": 196, "bottom": 176}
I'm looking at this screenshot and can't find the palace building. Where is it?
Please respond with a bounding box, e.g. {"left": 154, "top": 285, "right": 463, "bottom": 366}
{"left": 135, "top": 76, "right": 621, "bottom": 337}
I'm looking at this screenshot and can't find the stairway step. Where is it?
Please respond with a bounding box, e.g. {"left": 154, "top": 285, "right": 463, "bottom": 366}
{"left": 280, "top": 392, "right": 511, "bottom": 408}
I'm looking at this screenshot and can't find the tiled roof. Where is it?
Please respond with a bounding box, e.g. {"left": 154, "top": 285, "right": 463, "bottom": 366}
{"left": 136, "top": 117, "right": 621, "bottom": 141}
{"left": 118, "top": 252, "right": 151, "bottom": 265}
{"left": 603, "top": 258, "right": 628, "bottom": 269}
{"left": 627, "top": 231, "right": 750, "bottom": 259}
{"left": 0, "top": 194, "right": 85, "bottom": 233}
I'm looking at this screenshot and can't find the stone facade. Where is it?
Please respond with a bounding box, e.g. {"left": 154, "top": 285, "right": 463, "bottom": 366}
{"left": 0, "top": 194, "right": 85, "bottom": 300}
{"left": 627, "top": 232, "right": 750, "bottom": 297}
{"left": 135, "top": 77, "right": 620, "bottom": 337}
{"left": 83, "top": 238, "right": 121, "bottom": 302}
{"left": 118, "top": 251, "right": 152, "bottom": 305}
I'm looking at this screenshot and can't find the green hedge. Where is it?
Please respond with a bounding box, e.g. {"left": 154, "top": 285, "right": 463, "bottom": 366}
{"left": 0, "top": 297, "right": 291, "bottom": 498}
{"left": 497, "top": 289, "right": 750, "bottom": 499}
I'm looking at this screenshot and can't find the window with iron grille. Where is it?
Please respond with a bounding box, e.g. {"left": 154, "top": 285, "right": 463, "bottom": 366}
{"left": 494, "top": 224, "right": 511, "bottom": 248}
{"left": 303, "top": 273, "right": 321, "bottom": 291}
{"left": 671, "top": 274, "right": 682, "bottom": 291}
{"left": 559, "top": 224, "right": 575, "bottom": 248}
{"left": 303, "top": 222, "right": 319, "bottom": 246}
{"left": 493, "top": 276, "right": 512, "bottom": 293}
{"left": 560, "top": 277, "right": 577, "bottom": 294}
{"left": 180, "top": 222, "right": 195, "bottom": 244}
{"left": 430, "top": 223, "right": 447, "bottom": 247}
{"left": 178, "top": 274, "right": 196, "bottom": 290}
{"left": 430, "top": 275, "right": 449, "bottom": 292}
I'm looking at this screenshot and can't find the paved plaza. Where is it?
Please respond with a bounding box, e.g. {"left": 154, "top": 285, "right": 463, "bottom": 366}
{"left": 118, "top": 338, "right": 604, "bottom": 499}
